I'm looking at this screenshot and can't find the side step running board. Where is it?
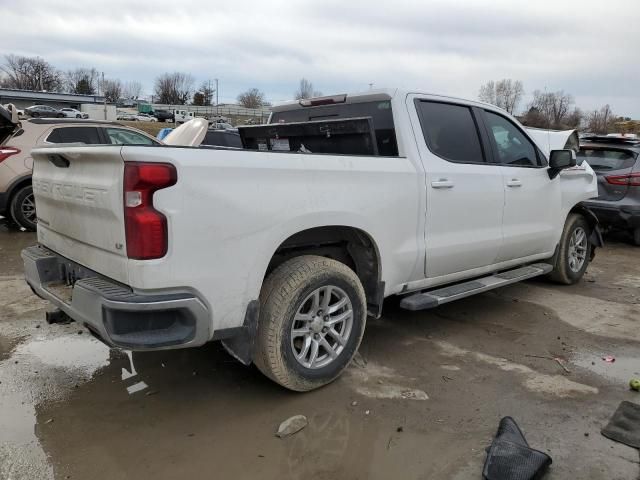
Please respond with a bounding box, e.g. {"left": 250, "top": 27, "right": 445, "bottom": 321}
{"left": 399, "top": 263, "right": 553, "bottom": 311}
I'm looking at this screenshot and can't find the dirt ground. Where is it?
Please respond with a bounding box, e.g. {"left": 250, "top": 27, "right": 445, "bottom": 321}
{"left": 1, "top": 221, "right": 639, "bottom": 480}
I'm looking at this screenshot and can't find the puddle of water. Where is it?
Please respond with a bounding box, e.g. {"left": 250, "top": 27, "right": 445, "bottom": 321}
{"left": 572, "top": 353, "right": 640, "bottom": 384}
{"left": 15, "top": 335, "right": 110, "bottom": 373}
{"left": 0, "top": 333, "right": 112, "bottom": 480}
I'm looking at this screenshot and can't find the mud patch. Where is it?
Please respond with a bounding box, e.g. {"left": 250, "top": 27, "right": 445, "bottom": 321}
{"left": 496, "top": 284, "right": 640, "bottom": 342}
{"left": 347, "top": 362, "right": 428, "bottom": 400}
{"left": 435, "top": 341, "right": 598, "bottom": 397}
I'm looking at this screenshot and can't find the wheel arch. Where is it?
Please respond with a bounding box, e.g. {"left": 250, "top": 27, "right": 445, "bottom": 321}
{"left": 569, "top": 203, "right": 604, "bottom": 248}
{"left": 4, "top": 174, "right": 32, "bottom": 212}
{"left": 265, "top": 225, "right": 384, "bottom": 318}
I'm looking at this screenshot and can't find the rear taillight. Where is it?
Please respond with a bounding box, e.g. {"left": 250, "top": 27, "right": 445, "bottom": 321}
{"left": 123, "top": 162, "right": 177, "bottom": 260}
{"left": 605, "top": 173, "right": 640, "bottom": 187}
{"left": 0, "top": 147, "right": 20, "bottom": 163}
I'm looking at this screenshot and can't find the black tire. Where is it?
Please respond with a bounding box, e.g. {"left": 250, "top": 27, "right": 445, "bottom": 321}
{"left": 31, "top": 111, "right": 39, "bottom": 117}
{"left": 254, "top": 255, "right": 367, "bottom": 392}
{"left": 548, "top": 214, "right": 591, "bottom": 284}
{"left": 9, "top": 185, "right": 37, "bottom": 231}
{"left": 76, "top": 114, "right": 81, "bottom": 118}
{"left": 633, "top": 228, "right": 640, "bottom": 246}
{"left": 57, "top": 113, "right": 64, "bottom": 118}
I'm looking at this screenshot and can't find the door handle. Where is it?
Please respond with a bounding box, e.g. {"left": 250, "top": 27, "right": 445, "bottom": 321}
{"left": 506, "top": 179, "right": 522, "bottom": 187}
{"left": 431, "top": 179, "right": 454, "bottom": 189}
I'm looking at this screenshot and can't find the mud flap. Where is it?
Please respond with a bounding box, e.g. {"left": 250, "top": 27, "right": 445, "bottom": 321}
{"left": 483, "top": 416, "right": 552, "bottom": 480}
{"left": 221, "top": 300, "right": 259, "bottom": 366}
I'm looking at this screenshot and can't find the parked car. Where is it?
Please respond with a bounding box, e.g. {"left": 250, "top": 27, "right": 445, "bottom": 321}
{"left": 116, "top": 111, "right": 138, "bottom": 121}
{"left": 25, "top": 105, "right": 64, "bottom": 118}
{"left": 60, "top": 108, "right": 89, "bottom": 119}
{"left": 209, "top": 120, "right": 234, "bottom": 130}
{"left": 22, "top": 89, "right": 600, "bottom": 391}
{"left": 579, "top": 135, "right": 640, "bottom": 245}
{"left": 153, "top": 109, "right": 174, "bottom": 122}
{"left": 135, "top": 113, "right": 157, "bottom": 122}
{"left": 0, "top": 117, "right": 160, "bottom": 230}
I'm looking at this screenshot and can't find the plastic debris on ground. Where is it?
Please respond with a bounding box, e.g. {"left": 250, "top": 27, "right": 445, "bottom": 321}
{"left": 275, "top": 415, "right": 308, "bottom": 438}
{"left": 483, "top": 416, "right": 552, "bottom": 480}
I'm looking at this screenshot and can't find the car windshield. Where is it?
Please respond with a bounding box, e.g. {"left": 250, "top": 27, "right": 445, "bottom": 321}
{"left": 578, "top": 148, "right": 637, "bottom": 171}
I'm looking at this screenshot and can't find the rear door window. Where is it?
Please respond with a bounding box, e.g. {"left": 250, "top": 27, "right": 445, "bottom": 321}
{"left": 578, "top": 148, "right": 637, "bottom": 171}
{"left": 415, "top": 101, "right": 485, "bottom": 164}
{"left": 46, "top": 127, "right": 103, "bottom": 144}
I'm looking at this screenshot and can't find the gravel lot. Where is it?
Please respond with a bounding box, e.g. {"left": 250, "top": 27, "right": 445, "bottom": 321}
{"left": 1, "top": 221, "right": 639, "bottom": 479}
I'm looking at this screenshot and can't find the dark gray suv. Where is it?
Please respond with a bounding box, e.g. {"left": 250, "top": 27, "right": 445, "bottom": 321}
{"left": 580, "top": 136, "right": 640, "bottom": 245}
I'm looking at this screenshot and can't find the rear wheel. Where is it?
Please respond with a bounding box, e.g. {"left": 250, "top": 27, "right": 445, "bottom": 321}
{"left": 633, "top": 228, "right": 640, "bottom": 246}
{"left": 57, "top": 113, "right": 64, "bottom": 118}
{"left": 254, "top": 255, "right": 366, "bottom": 392}
{"left": 31, "top": 112, "right": 39, "bottom": 118}
{"left": 76, "top": 114, "right": 81, "bottom": 118}
{"left": 9, "top": 185, "right": 37, "bottom": 231}
{"left": 548, "top": 214, "right": 591, "bottom": 284}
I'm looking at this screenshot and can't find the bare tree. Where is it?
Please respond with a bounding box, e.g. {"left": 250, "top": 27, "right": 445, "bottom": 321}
{"left": 154, "top": 72, "right": 194, "bottom": 105}
{"left": 197, "top": 81, "right": 215, "bottom": 106}
{"left": 587, "top": 105, "right": 615, "bottom": 134}
{"left": 123, "top": 80, "right": 143, "bottom": 99}
{"left": 66, "top": 68, "right": 99, "bottom": 95}
{"left": 527, "top": 90, "right": 575, "bottom": 129}
{"left": 294, "top": 78, "right": 322, "bottom": 100}
{"left": 478, "top": 79, "right": 524, "bottom": 114}
{"left": 102, "top": 78, "right": 122, "bottom": 103}
{"left": 237, "top": 88, "right": 266, "bottom": 108}
{"left": 1, "top": 54, "right": 63, "bottom": 91}
{"left": 478, "top": 80, "right": 497, "bottom": 106}
{"left": 564, "top": 107, "right": 584, "bottom": 129}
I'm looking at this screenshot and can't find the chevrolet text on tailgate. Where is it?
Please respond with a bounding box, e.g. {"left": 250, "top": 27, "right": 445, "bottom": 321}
{"left": 23, "top": 89, "right": 601, "bottom": 391}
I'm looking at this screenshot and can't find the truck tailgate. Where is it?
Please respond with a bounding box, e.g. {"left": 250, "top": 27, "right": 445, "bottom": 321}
{"left": 31, "top": 146, "right": 129, "bottom": 284}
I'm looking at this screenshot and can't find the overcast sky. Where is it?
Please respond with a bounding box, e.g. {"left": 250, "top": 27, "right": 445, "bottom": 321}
{"left": 1, "top": 0, "right": 638, "bottom": 116}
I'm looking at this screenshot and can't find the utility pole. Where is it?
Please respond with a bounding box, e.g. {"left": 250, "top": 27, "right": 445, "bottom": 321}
{"left": 215, "top": 78, "right": 219, "bottom": 117}
{"left": 102, "top": 71, "right": 107, "bottom": 120}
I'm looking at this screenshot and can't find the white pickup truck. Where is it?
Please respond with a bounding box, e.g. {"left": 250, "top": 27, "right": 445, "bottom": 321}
{"left": 21, "top": 89, "right": 600, "bottom": 391}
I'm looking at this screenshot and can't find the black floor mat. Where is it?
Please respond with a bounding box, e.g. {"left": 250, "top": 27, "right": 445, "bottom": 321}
{"left": 483, "top": 417, "right": 552, "bottom": 480}
{"left": 601, "top": 401, "right": 640, "bottom": 449}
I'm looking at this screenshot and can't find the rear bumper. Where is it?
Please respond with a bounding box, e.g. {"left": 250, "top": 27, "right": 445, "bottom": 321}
{"left": 583, "top": 200, "right": 640, "bottom": 230}
{"left": 22, "top": 245, "right": 211, "bottom": 350}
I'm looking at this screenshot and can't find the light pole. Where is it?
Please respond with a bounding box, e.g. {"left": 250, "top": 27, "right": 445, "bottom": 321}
{"left": 215, "top": 78, "right": 219, "bottom": 117}
{"left": 102, "top": 71, "right": 107, "bottom": 120}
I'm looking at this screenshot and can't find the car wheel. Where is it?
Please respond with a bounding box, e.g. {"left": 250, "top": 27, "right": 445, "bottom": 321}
{"left": 254, "top": 255, "right": 367, "bottom": 392}
{"left": 57, "top": 113, "right": 64, "bottom": 118}
{"left": 31, "top": 112, "right": 39, "bottom": 117}
{"left": 548, "top": 213, "right": 591, "bottom": 284}
{"left": 633, "top": 228, "right": 640, "bottom": 246}
{"left": 9, "top": 185, "right": 37, "bottom": 231}
{"left": 76, "top": 114, "right": 81, "bottom": 118}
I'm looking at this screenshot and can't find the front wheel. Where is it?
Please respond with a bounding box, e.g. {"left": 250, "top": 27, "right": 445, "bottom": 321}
{"left": 9, "top": 185, "right": 37, "bottom": 231}
{"left": 254, "top": 255, "right": 367, "bottom": 392}
{"left": 548, "top": 214, "right": 591, "bottom": 284}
